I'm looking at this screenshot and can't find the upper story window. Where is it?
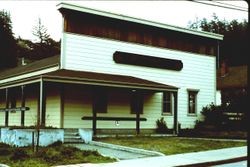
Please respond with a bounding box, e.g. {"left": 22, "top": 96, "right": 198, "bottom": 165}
{"left": 162, "top": 92, "right": 173, "bottom": 115}
{"left": 188, "top": 90, "right": 199, "bottom": 115}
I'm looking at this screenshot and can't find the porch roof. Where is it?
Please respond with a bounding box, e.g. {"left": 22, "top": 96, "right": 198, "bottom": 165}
{"left": 42, "top": 69, "right": 178, "bottom": 91}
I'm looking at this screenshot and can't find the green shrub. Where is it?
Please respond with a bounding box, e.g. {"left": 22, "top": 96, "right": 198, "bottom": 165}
{"left": 156, "top": 117, "right": 169, "bottom": 134}
{"left": 47, "top": 141, "right": 62, "bottom": 147}
{"left": 0, "top": 142, "right": 11, "bottom": 148}
{"left": 38, "top": 148, "right": 61, "bottom": 164}
{"left": 61, "top": 146, "right": 79, "bottom": 157}
{"left": 10, "top": 148, "right": 29, "bottom": 161}
{"left": 82, "top": 150, "right": 101, "bottom": 157}
{"left": 0, "top": 147, "right": 11, "bottom": 156}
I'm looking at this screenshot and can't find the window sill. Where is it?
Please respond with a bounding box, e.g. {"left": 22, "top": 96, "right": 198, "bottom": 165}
{"left": 162, "top": 113, "right": 173, "bottom": 116}
{"left": 187, "top": 113, "right": 197, "bottom": 117}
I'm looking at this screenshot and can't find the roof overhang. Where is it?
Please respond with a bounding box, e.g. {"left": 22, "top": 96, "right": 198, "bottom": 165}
{"left": 57, "top": 2, "right": 223, "bottom": 40}
{"left": 0, "top": 69, "right": 178, "bottom": 92}
{"left": 42, "top": 70, "right": 179, "bottom": 92}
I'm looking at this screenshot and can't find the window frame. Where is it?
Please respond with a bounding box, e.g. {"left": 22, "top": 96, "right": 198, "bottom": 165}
{"left": 187, "top": 89, "right": 199, "bottom": 116}
{"left": 162, "top": 92, "right": 173, "bottom": 115}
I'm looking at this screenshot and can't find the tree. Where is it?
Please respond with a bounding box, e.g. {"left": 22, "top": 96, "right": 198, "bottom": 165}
{"left": 188, "top": 14, "right": 248, "bottom": 66}
{"left": 28, "top": 18, "right": 60, "bottom": 60}
{"left": 0, "top": 10, "right": 17, "bottom": 70}
{"left": 32, "top": 18, "right": 50, "bottom": 44}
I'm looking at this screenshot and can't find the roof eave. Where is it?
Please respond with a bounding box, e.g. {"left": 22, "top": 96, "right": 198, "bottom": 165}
{"left": 56, "top": 2, "right": 223, "bottom": 41}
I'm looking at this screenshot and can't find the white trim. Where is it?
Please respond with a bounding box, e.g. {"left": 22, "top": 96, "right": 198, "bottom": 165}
{"left": 0, "top": 79, "right": 41, "bottom": 89}
{"left": 60, "top": 18, "right": 66, "bottom": 70}
{"left": 43, "top": 78, "right": 178, "bottom": 92}
{"left": 57, "top": 2, "right": 223, "bottom": 40}
{"left": 0, "top": 66, "right": 59, "bottom": 85}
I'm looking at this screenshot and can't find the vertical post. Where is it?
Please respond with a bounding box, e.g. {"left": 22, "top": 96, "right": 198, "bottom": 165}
{"left": 21, "top": 85, "right": 25, "bottom": 126}
{"left": 92, "top": 91, "right": 97, "bottom": 136}
{"left": 173, "top": 92, "right": 178, "bottom": 135}
{"left": 5, "top": 88, "right": 9, "bottom": 127}
{"left": 40, "top": 81, "right": 46, "bottom": 127}
{"left": 92, "top": 107, "right": 97, "bottom": 136}
{"left": 60, "top": 85, "right": 64, "bottom": 128}
{"left": 136, "top": 109, "right": 140, "bottom": 135}
{"left": 36, "top": 80, "right": 44, "bottom": 152}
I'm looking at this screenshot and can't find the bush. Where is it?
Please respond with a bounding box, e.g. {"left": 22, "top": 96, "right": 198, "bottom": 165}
{"left": 0, "top": 147, "right": 11, "bottom": 156}
{"left": 10, "top": 148, "right": 29, "bottom": 161}
{"left": 156, "top": 117, "right": 169, "bottom": 134}
{"left": 82, "top": 150, "right": 101, "bottom": 157}
{"left": 38, "top": 148, "right": 61, "bottom": 163}
{"left": 61, "top": 146, "right": 79, "bottom": 157}
{"left": 47, "top": 141, "right": 62, "bottom": 147}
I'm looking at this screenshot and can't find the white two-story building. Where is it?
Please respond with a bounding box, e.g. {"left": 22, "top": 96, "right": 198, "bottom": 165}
{"left": 0, "top": 3, "right": 223, "bottom": 135}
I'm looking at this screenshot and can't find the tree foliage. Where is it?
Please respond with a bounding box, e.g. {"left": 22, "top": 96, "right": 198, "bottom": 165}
{"left": 0, "top": 10, "right": 17, "bottom": 70}
{"left": 188, "top": 14, "right": 248, "bottom": 66}
{"left": 32, "top": 18, "right": 50, "bottom": 44}
{"left": 29, "top": 18, "right": 60, "bottom": 60}
{"left": 16, "top": 18, "right": 60, "bottom": 61}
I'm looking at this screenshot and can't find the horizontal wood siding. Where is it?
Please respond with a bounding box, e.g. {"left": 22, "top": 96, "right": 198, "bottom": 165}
{"left": 63, "top": 33, "right": 216, "bottom": 128}
{"left": 63, "top": 85, "right": 164, "bottom": 129}
{"left": 64, "top": 85, "right": 92, "bottom": 128}
{"left": 0, "top": 90, "right": 5, "bottom": 126}
{"left": 45, "top": 85, "right": 61, "bottom": 128}
{"left": 0, "top": 84, "right": 61, "bottom": 128}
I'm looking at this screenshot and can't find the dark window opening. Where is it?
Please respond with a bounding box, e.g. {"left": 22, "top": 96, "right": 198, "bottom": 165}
{"left": 93, "top": 90, "right": 108, "bottom": 113}
{"left": 188, "top": 91, "right": 198, "bottom": 114}
{"left": 131, "top": 92, "right": 143, "bottom": 114}
{"left": 163, "top": 92, "right": 173, "bottom": 114}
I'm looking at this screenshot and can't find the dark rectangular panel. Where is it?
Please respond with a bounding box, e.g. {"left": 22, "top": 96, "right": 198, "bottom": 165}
{"left": 113, "top": 51, "right": 183, "bottom": 71}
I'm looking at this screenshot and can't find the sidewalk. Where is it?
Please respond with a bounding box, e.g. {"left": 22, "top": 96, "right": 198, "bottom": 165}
{"left": 56, "top": 146, "right": 247, "bottom": 167}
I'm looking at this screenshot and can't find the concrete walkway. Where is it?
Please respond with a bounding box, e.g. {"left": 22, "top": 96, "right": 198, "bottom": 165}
{"left": 56, "top": 146, "right": 247, "bottom": 167}
{"left": 67, "top": 143, "right": 153, "bottom": 160}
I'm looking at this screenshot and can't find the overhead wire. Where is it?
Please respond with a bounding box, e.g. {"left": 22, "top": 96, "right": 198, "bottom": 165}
{"left": 189, "top": 0, "right": 248, "bottom": 12}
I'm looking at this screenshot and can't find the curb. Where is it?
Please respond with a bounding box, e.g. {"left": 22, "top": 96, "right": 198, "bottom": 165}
{"left": 89, "top": 141, "right": 165, "bottom": 156}
{"left": 175, "top": 156, "right": 248, "bottom": 167}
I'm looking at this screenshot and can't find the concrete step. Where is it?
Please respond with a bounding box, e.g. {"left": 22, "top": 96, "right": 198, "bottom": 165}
{"left": 64, "top": 136, "right": 81, "bottom": 140}
{"left": 64, "top": 132, "right": 79, "bottom": 136}
{"left": 64, "top": 138, "right": 84, "bottom": 143}
{"left": 64, "top": 128, "right": 84, "bottom": 143}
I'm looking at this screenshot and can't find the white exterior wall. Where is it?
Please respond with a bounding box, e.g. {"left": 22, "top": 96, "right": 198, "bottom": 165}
{"left": 0, "top": 85, "right": 61, "bottom": 128}
{"left": 216, "top": 90, "right": 222, "bottom": 106}
{"left": 62, "top": 33, "right": 216, "bottom": 128}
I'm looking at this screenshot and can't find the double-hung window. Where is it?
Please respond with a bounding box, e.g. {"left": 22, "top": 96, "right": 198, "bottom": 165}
{"left": 188, "top": 90, "right": 198, "bottom": 115}
{"left": 162, "top": 92, "right": 173, "bottom": 115}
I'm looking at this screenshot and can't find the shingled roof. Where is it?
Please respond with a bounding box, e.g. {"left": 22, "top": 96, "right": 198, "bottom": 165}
{"left": 217, "top": 65, "right": 247, "bottom": 89}
{"left": 0, "top": 55, "right": 177, "bottom": 91}
{"left": 0, "top": 56, "right": 60, "bottom": 80}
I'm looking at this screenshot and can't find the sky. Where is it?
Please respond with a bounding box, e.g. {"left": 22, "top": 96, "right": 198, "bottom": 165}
{"left": 0, "top": 1, "right": 248, "bottom": 42}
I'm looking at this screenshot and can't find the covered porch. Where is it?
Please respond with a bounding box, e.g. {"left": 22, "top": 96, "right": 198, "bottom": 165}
{"left": 0, "top": 69, "right": 179, "bottom": 136}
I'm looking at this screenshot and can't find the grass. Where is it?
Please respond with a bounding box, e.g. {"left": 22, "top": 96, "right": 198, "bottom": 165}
{"left": 0, "top": 142, "right": 115, "bottom": 167}
{"left": 95, "top": 136, "right": 247, "bottom": 155}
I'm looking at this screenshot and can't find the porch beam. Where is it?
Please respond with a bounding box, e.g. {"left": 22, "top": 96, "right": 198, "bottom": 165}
{"left": 5, "top": 88, "right": 9, "bottom": 127}
{"left": 21, "top": 85, "right": 26, "bottom": 126}
{"left": 173, "top": 92, "right": 178, "bottom": 135}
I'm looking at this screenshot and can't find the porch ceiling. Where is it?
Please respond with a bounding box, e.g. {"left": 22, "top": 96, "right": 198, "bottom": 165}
{"left": 42, "top": 69, "right": 178, "bottom": 92}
